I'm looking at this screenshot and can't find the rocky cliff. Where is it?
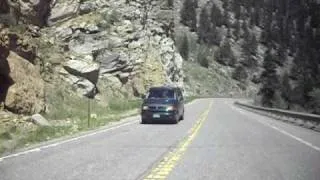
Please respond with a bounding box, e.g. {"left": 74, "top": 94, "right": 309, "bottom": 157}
{"left": 0, "top": 0, "right": 184, "bottom": 115}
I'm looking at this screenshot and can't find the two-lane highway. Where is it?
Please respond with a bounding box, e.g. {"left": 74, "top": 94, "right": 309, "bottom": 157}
{"left": 1, "top": 99, "right": 320, "bottom": 180}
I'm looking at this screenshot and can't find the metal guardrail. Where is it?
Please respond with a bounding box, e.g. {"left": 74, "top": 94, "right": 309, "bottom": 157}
{"left": 234, "top": 101, "right": 320, "bottom": 132}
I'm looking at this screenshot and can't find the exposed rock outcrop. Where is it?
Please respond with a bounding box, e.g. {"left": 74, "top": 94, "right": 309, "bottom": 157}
{"left": 0, "top": 0, "right": 52, "bottom": 26}
{"left": 5, "top": 52, "right": 45, "bottom": 114}
{"left": 63, "top": 59, "right": 100, "bottom": 84}
{"left": 48, "top": 0, "right": 80, "bottom": 25}
{"left": 1, "top": 0, "right": 185, "bottom": 113}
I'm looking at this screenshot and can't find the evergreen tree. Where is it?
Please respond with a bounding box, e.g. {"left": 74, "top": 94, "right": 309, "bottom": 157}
{"left": 198, "top": 7, "right": 210, "bottom": 44}
{"left": 223, "top": 10, "right": 231, "bottom": 28}
{"left": 241, "top": 34, "right": 258, "bottom": 67}
{"left": 232, "top": 65, "right": 248, "bottom": 83}
{"left": 180, "top": 0, "right": 197, "bottom": 31}
{"left": 259, "top": 51, "right": 280, "bottom": 107}
{"left": 222, "top": 0, "right": 230, "bottom": 11}
{"left": 242, "top": 21, "right": 250, "bottom": 40}
{"left": 210, "top": 3, "right": 223, "bottom": 27}
{"left": 197, "top": 46, "right": 210, "bottom": 68}
{"left": 280, "top": 72, "right": 291, "bottom": 109}
{"left": 214, "top": 39, "right": 236, "bottom": 66}
{"left": 233, "top": 19, "right": 241, "bottom": 40}
{"left": 207, "top": 25, "right": 222, "bottom": 46}
{"left": 179, "top": 34, "right": 189, "bottom": 61}
{"left": 167, "top": 0, "right": 174, "bottom": 9}
{"left": 232, "top": 1, "right": 241, "bottom": 19}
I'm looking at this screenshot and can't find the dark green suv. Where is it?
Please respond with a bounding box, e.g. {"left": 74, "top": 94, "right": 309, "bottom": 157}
{"left": 141, "top": 86, "right": 185, "bottom": 124}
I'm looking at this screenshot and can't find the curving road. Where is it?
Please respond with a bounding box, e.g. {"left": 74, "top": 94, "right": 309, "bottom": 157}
{"left": 1, "top": 99, "right": 320, "bottom": 180}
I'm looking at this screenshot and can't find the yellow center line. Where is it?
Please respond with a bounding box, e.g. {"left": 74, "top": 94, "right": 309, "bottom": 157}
{"left": 143, "top": 101, "right": 213, "bottom": 180}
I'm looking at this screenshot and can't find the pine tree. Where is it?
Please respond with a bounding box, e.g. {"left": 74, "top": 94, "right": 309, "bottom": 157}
{"left": 179, "top": 34, "right": 189, "bottom": 61}
{"left": 210, "top": 3, "right": 223, "bottom": 27}
{"left": 241, "top": 34, "right": 258, "bottom": 68}
{"left": 280, "top": 72, "right": 291, "bottom": 108}
{"left": 232, "top": 65, "right": 248, "bottom": 83}
{"left": 197, "top": 45, "right": 210, "bottom": 68}
{"left": 233, "top": 19, "right": 241, "bottom": 40}
{"left": 222, "top": 0, "right": 229, "bottom": 11}
{"left": 214, "top": 39, "right": 236, "bottom": 66}
{"left": 167, "top": 0, "right": 174, "bottom": 9}
{"left": 242, "top": 21, "right": 250, "bottom": 40}
{"left": 180, "top": 0, "right": 197, "bottom": 31}
{"left": 259, "top": 51, "right": 280, "bottom": 107}
{"left": 252, "top": 6, "right": 261, "bottom": 27}
{"left": 198, "top": 7, "right": 210, "bottom": 44}
{"left": 232, "top": 1, "right": 241, "bottom": 19}
{"left": 223, "top": 10, "right": 231, "bottom": 28}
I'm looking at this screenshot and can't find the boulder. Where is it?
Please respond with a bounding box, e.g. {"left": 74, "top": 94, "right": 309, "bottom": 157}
{"left": 93, "top": 49, "right": 130, "bottom": 74}
{"left": 48, "top": 0, "right": 80, "bottom": 25}
{"left": 118, "top": 72, "right": 130, "bottom": 83}
{"left": 64, "top": 74, "right": 96, "bottom": 97}
{"left": 63, "top": 59, "right": 100, "bottom": 84}
{"left": 31, "top": 114, "right": 51, "bottom": 127}
{"left": 4, "top": 52, "right": 45, "bottom": 114}
{"left": 79, "top": 1, "right": 98, "bottom": 15}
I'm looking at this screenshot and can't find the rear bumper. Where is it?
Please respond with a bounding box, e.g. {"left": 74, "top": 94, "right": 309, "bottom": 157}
{"left": 141, "top": 111, "right": 177, "bottom": 121}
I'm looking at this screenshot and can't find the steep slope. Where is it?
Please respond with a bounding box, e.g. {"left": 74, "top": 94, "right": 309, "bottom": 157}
{"left": 176, "top": 0, "right": 320, "bottom": 114}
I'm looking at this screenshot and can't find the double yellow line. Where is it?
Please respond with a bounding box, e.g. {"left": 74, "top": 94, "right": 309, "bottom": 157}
{"left": 143, "top": 101, "right": 213, "bottom": 180}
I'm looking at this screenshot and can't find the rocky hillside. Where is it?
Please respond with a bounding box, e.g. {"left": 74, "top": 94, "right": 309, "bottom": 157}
{"left": 0, "top": 0, "right": 186, "bottom": 117}
{"left": 175, "top": 0, "right": 320, "bottom": 114}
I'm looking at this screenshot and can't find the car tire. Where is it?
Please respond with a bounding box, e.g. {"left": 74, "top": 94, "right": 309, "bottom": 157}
{"left": 180, "top": 109, "right": 185, "bottom": 120}
{"left": 141, "top": 118, "right": 148, "bottom": 124}
{"left": 172, "top": 117, "right": 179, "bottom": 124}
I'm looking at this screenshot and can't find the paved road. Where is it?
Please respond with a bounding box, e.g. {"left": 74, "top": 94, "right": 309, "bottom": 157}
{"left": 1, "top": 99, "right": 320, "bottom": 180}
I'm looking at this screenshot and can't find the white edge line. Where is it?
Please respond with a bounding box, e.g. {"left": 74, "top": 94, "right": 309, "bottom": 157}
{"left": 0, "top": 99, "right": 199, "bottom": 162}
{"left": 0, "top": 120, "right": 139, "bottom": 162}
{"left": 232, "top": 105, "right": 320, "bottom": 152}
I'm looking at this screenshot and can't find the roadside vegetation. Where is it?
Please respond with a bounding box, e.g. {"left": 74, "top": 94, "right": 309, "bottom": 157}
{"left": 0, "top": 86, "right": 198, "bottom": 155}
{"left": 0, "top": 85, "right": 142, "bottom": 155}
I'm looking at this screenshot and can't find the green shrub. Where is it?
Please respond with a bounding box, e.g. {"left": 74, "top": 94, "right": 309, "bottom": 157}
{"left": 196, "top": 45, "right": 210, "bottom": 68}
{"left": 214, "top": 40, "right": 236, "bottom": 66}
{"left": 232, "top": 65, "right": 248, "bottom": 82}
{"left": 309, "top": 88, "right": 320, "bottom": 114}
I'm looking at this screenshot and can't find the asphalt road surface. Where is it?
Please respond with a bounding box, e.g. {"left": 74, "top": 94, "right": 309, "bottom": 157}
{"left": 1, "top": 99, "right": 320, "bottom": 180}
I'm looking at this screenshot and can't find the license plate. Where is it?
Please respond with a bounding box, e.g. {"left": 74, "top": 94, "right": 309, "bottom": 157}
{"left": 153, "top": 114, "right": 160, "bottom": 118}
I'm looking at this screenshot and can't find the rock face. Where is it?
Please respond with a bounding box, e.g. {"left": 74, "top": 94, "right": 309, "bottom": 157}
{"left": 1, "top": 0, "right": 185, "bottom": 113}
{"left": 48, "top": 0, "right": 80, "bottom": 25}
{"left": 0, "top": 0, "right": 52, "bottom": 26}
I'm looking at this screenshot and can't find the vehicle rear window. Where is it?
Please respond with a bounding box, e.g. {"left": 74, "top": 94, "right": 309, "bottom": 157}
{"left": 147, "top": 89, "right": 175, "bottom": 99}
